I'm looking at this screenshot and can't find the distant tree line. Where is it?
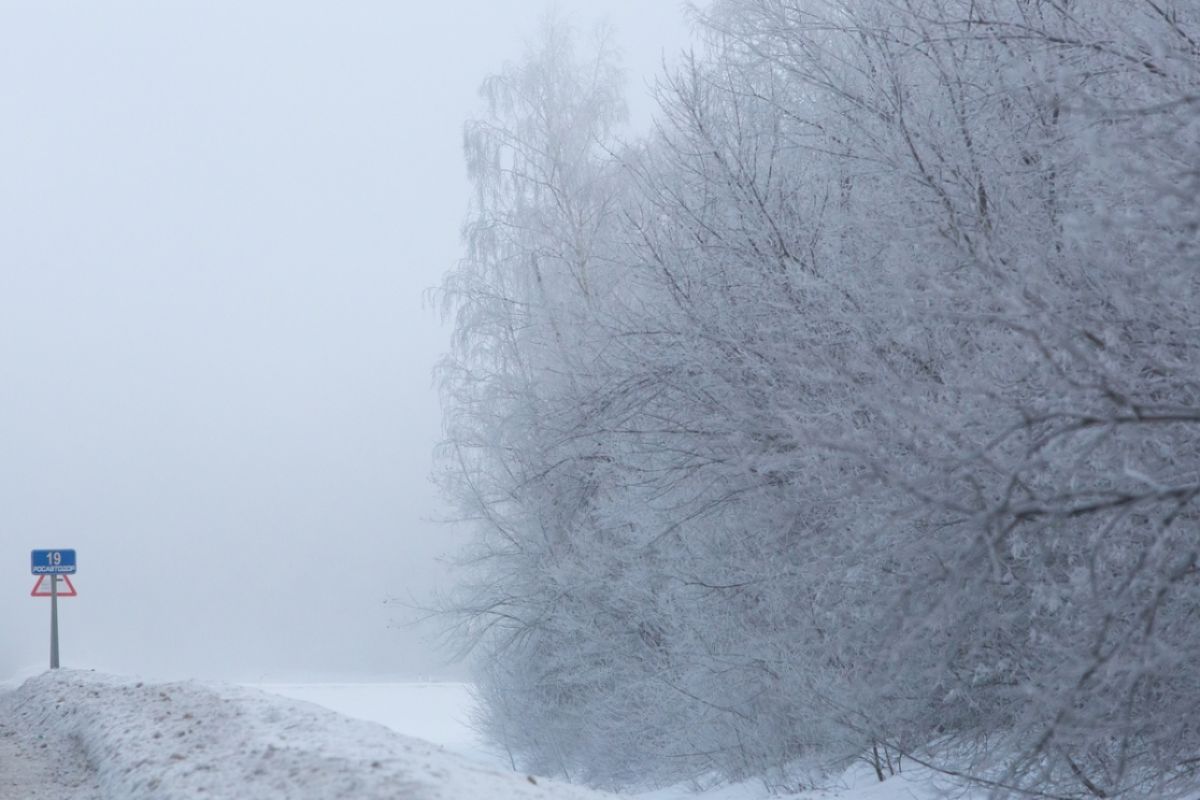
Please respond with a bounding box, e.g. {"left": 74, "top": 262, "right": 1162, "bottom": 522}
{"left": 438, "top": 2, "right": 1200, "bottom": 797}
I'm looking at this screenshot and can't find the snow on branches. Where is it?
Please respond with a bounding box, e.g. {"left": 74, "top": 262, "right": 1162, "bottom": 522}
{"left": 438, "top": 3, "right": 1200, "bottom": 797}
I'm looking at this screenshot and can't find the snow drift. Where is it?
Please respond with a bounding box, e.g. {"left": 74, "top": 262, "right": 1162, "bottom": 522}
{"left": 2, "top": 670, "right": 610, "bottom": 800}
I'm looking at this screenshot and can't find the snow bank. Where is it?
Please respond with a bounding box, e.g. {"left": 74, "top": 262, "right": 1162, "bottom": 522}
{"left": 254, "top": 684, "right": 957, "bottom": 800}
{"left": 257, "top": 684, "right": 967, "bottom": 800}
{"left": 4, "top": 670, "right": 611, "bottom": 800}
{"left": 254, "top": 682, "right": 490, "bottom": 766}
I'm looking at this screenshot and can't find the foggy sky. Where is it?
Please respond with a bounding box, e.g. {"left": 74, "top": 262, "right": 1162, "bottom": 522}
{"left": 0, "top": 1, "right": 692, "bottom": 682}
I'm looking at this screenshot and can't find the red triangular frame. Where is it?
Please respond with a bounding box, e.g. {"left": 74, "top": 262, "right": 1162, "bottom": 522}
{"left": 31, "top": 575, "right": 77, "bottom": 598}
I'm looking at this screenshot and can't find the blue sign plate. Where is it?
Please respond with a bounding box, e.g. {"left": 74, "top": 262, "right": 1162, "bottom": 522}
{"left": 31, "top": 549, "right": 76, "bottom": 575}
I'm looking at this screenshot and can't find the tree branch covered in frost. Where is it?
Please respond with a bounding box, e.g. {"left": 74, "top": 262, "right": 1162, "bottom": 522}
{"left": 437, "top": 3, "right": 1200, "bottom": 797}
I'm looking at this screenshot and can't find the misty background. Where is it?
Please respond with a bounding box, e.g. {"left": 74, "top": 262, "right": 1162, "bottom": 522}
{"left": 0, "top": 1, "right": 691, "bottom": 681}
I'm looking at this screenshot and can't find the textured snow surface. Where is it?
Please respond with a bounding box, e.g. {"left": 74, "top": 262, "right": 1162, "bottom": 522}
{"left": 255, "top": 682, "right": 494, "bottom": 767}
{"left": 0, "top": 670, "right": 610, "bottom": 800}
{"left": 1, "top": 671, "right": 983, "bottom": 800}
{"left": 0, "top": 695, "right": 100, "bottom": 800}
{"left": 258, "top": 684, "right": 960, "bottom": 800}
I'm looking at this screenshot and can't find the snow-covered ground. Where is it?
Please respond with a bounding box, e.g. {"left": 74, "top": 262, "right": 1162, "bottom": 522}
{"left": 0, "top": 669, "right": 964, "bottom": 800}
{"left": 0, "top": 670, "right": 609, "bottom": 800}
{"left": 255, "top": 682, "right": 500, "bottom": 769}
{"left": 255, "top": 682, "right": 960, "bottom": 800}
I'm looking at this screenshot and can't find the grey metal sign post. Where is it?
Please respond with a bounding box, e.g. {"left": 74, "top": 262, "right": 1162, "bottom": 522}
{"left": 31, "top": 550, "right": 77, "bottom": 670}
{"left": 50, "top": 574, "right": 59, "bottom": 669}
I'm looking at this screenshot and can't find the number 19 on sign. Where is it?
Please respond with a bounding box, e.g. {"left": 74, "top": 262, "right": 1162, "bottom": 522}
{"left": 32, "top": 549, "right": 77, "bottom": 575}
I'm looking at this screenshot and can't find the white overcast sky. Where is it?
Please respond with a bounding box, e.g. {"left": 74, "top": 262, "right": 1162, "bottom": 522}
{"left": 0, "top": 1, "right": 694, "bottom": 681}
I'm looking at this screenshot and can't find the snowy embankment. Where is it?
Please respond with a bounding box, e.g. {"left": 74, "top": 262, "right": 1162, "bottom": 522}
{"left": 1, "top": 670, "right": 610, "bottom": 800}
{"left": 254, "top": 686, "right": 968, "bottom": 800}
{"left": 256, "top": 684, "right": 956, "bottom": 800}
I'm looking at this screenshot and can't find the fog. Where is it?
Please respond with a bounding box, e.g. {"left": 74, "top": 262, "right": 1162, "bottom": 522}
{"left": 0, "top": 1, "right": 692, "bottom": 682}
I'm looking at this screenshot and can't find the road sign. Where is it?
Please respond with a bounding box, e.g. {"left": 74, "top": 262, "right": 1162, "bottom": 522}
{"left": 29, "top": 549, "right": 77, "bottom": 669}
{"left": 31, "top": 575, "right": 77, "bottom": 597}
{"left": 31, "top": 549, "right": 76, "bottom": 575}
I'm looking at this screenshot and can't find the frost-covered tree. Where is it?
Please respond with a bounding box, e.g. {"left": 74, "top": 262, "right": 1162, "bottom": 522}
{"left": 437, "top": 12, "right": 641, "bottom": 781}
{"left": 439, "top": 3, "right": 1200, "bottom": 797}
